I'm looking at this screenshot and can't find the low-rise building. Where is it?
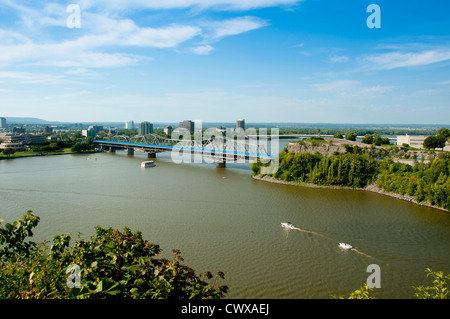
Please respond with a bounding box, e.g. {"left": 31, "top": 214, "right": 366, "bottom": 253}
{"left": 0, "top": 133, "right": 47, "bottom": 145}
{"left": 397, "top": 134, "right": 429, "bottom": 149}
{"left": 0, "top": 142, "right": 24, "bottom": 151}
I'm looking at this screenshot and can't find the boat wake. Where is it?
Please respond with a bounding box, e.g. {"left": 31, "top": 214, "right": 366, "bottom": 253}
{"left": 282, "top": 222, "right": 380, "bottom": 262}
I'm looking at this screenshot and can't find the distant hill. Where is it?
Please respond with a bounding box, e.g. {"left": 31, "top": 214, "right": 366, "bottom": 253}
{"left": 5, "top": 117, "right": 52, "bottom": 125}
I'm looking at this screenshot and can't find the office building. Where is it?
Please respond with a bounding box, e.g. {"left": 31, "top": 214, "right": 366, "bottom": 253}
{"left": 138, "top": 121, "right": 153, "bottom": 135}
{"left": 0, "top": 117, "right": 7, "bottom": 129}
{"left": 236, "top": 119, "right": 245, "bottom": 131}
{"left": 125, "top": 120, "right": 134, "bottom": 130}
{"left": 164, "top": 126, "right": 173, "bottom": 135}
{"left": 179, "top": 120, "right": 194, "bottom": 133}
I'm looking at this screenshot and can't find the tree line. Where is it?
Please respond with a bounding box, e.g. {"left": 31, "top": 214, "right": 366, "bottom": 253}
{"left": 252, "top": 149, "right": 450, "bottom": 211}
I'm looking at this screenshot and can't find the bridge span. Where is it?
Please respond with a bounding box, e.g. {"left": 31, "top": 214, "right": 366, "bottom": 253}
{"left": 94, "top": 134, "right": 277, "bottom": 168}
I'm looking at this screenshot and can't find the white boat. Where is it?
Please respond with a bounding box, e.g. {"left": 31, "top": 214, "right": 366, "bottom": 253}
{"left": 339, "top": 243, "right": 353, "bottom": 250}
{"left": 281, "top": 222, "right": 297, "bottom": 230}
{"left": 141, "top": 161, "right": 156, "bottom": 168}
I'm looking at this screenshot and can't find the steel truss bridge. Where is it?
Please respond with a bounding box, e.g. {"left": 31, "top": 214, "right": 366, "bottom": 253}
{"left": 94, "top": 134, "right": 277, "bottom": 167}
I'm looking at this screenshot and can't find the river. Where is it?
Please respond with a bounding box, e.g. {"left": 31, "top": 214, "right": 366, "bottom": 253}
{"left": 0, "top": 146, "right": 449, "bottom": 299}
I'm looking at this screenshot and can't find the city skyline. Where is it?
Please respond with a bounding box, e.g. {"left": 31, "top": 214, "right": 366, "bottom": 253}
{"left": 0, "top": 1, "right": 450, "bottom": 124}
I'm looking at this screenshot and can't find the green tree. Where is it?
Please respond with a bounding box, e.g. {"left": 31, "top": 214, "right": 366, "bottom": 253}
{"left": 362, "top": 134, "right": 373, "bottom": 144}
{"left": 333, "top": 133, "right": 343, "bottom": 139}
{"left": 2, "top": 148, "right": 15, "bottom": 157}
{"left": 345, "top": 132, "right": 357, "bottom": 141}
{"left": 0, "top": 212, "right": 228, "bottom": 299}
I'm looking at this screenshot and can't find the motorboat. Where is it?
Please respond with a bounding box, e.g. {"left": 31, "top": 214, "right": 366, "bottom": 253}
{"left": 141, "top": 161, "right": 156, "bottom": 168}
{"left": 339, "top": 243, "right": 353, "bottom": 250}
{"left": 281, "top": 222, "right": 297, "bottom": 230}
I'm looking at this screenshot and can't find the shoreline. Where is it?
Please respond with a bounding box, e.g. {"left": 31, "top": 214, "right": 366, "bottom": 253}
{"left": 252, "top": 174, "right": 449, "bottom": 213}
{"left": 0, "top": 150, "right": 100, "bottom": 160}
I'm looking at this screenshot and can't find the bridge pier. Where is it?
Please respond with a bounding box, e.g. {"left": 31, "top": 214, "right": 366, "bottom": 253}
{"left": 109, "top": 147, "right": 116, "bottom": 153}
{"left": 147, "top": 152, "right": 156, "bottom": 158}
{"left": 216, "top": 162, "right": 226, "bottom": 168}
{"left": 127, "top": 148, "right": 134, "bottom": 156}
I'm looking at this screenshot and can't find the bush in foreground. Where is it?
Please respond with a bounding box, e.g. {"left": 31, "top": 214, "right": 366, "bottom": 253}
{"left": 0, "top": 211, "right": 228, "bottom": 299}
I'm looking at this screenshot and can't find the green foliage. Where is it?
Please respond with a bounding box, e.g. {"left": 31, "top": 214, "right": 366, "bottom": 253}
{"left": 0, "top": 212, "right": 228, "bottom": 299}
{"left": 332, "top": 284, "right": 375, "bottom": 299}
{"left": 71, "top": 141, "right": 95, "bottom": 152}
{"left": 267, "top": 151, "right": 377, "bottom": 188}
{"left": 345, "top": 132, "right": 357, "bottom": 141}
{"left": 0, "top": 211, "right": 40, "bottom": 262}
{"left": 256, "top": 148, "right": 449, "bottom": 210}
{"left": 2, "top": 148, "right": 16, "bottom": 157}
{"left": 413, "top": 268, "right": 449, "bottom": 299}
{"left": 335, "top": 269, "right": 448, "bottom": 299}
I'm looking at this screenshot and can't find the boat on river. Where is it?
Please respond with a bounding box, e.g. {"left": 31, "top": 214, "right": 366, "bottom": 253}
{"left": 339, "top": 243, "right": 353, "bottom": 250}
{"left": 141, "top": 161, "right": 156, "bottom": 168}
{"left": 281, "top": 222, "right": 297, "bottom": 230}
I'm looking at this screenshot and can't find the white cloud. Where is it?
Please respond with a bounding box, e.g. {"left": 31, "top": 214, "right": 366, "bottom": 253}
{"left": 329, "top": 55, "right": 349, "bottom": 63}
{"left": 191, "top": 44, "right": 214, "bottom": 55}
{"left": 78, "top": 0, "right": 302, "bottom": 11}
{"left": 208, "top": 16, "right": 268, "bottom": 40}
{"left": 312, "top": 80, "right": 360, "bottom": 92}
{"left": 364, "top": 49, "right": 450, "bottom": 70}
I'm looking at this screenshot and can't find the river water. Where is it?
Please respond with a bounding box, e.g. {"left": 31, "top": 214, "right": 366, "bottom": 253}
{"left": 0, "top": 146, "right": 449, "bottom": 299}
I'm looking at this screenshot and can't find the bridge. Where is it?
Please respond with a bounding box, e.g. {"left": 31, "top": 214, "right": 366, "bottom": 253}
{"left": 94, "top": 134, "right": 277, "bottom": 168}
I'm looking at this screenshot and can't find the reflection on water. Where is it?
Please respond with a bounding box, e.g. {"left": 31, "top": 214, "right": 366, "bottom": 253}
{"left": 0, "top": 150, "right": 449, "bottom": 299}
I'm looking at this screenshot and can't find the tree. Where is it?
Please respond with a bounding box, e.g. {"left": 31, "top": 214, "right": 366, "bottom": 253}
{"left": 333, "top": 133, "right": 343, "bottom": 139}
{"left": 2, "top": 148, "right": 15, "bottom": 157}
{"left": 0, "top": 212, "right": 228, "bottom": 299}
{"left": 424, "top": 136, "right": 439, "bottom": 150}
{"left": 362, "top": 134, "right": 373, "bottom": 144}
{"left": 345, "top": 132, "right": 357, "bottom": 141}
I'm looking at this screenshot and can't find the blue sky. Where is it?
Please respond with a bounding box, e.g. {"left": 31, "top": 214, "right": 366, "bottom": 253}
{"left": 0, "top": 0, "right": 449, "bottom": 124}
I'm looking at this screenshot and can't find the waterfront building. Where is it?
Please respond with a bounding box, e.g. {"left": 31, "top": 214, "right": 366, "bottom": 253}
{"left": 179, "top": 120, "right": 194, "bottom": 133}
{"left": 138, "top": 122, "right": 153, "bottom": 135}
{"left": 236, "top": 119, "right": 245, "bottom": 131}
{"left": 125, "top": 120, "right": 134, "bottom": 130}
{"left": 0, "top": 133, "right": 47, "bottom": 145}
{"left": 396, "top": 134, "right": 429, "bottom": 149}
{"left": 0, "top": 142, "right": 24, "bottom": 151}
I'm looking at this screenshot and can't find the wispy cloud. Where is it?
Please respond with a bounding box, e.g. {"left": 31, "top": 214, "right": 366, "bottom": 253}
{"left": 329, "top": 55, "right": 349, "bottom": 63}
{"left": 312, "top": 80, "right": 394, "bottom": 99}
{"left": 77, "top": 0, "right": 303, "bottom": 11}
{"left": 364, "top": 49, "right": 450, "bottom": 70}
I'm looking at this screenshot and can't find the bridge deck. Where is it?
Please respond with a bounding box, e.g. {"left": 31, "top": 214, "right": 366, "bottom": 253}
{"left": 94, "top": 140, "right": 277, "bottom": 160}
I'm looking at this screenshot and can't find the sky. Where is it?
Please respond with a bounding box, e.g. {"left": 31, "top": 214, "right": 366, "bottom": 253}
{"left": 0, "top": 0, "right": 449, "bottom": 124}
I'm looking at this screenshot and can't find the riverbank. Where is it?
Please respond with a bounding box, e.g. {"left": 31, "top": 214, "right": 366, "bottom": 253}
{"left": 252, "top": 174, "right": 449, "bottom": 213}
{"left": 0, "top": 150, "right": 100, "bottom": 160}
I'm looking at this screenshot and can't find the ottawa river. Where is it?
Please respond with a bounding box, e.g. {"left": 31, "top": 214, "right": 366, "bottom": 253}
{"left": 0, "top": 144, "right": 449, "bottom": 299}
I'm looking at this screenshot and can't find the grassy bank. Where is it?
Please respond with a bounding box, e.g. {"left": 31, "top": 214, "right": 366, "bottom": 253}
{"left": 0, "top": 148, "right": 98, "bottom": 160}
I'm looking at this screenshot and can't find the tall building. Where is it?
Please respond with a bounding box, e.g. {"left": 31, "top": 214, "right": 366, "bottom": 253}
{"left": 138, "top": 122, "right": 153, "bottom": 135}
{"left": 236, "top": 119, "right": 245, "bottom": 131}
{"left": 0, "top": 117, "right": 7, "bottom": 129}
{"left": 164, "top": 126, "right": 173, "bottom": 135}
{"left": 179, "top": 120, "right": 194, "bottom": 133}
{"left": 125, "top": 120, "right": 134, "bottom": 130}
